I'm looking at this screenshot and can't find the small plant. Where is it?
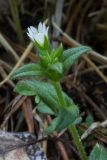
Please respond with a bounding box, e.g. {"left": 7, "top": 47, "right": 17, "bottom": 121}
{"left": 12, "top": 22, "right": 106, "bottom": 160}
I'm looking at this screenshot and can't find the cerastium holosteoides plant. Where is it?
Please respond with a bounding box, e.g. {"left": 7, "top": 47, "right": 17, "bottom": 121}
{"left": 11, "top": 22, "right": 97, "bottom": 160}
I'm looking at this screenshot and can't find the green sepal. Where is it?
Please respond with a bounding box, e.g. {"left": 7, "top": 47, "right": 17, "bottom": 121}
{"left": 40, "top": 55, "right": 50, "bottom": 67}
{"left": 50, "top": 43, "right": 63, "bottom": 62}
{"left": 34, "top": 36, "right": 51, "bottom": 56}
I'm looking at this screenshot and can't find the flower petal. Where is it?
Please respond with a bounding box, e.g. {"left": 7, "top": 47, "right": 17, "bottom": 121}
{"left": 35, "top": 33, "right": 44, "bottom": 46}
{"left": 38, "top": 22, "right": 43, "bottom": 33}
{"left": 42, "top": 23, "right": 46, "bottom": 33}
{"left": 30, "top": 26, "right": 38, "bottom": 34}
{"left": 27, "top": 26, "right": 38, "bottom": 41}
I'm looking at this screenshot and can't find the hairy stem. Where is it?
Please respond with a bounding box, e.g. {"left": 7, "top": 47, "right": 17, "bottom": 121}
{"left": 52, "top": 81, "right": 88, "bottom": 160}
{"left": 52, "top": 81, "right": 66, "bottom": 107}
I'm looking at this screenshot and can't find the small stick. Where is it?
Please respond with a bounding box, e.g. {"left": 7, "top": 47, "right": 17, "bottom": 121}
{"left": 81, "top": 119, "right": 107, "bottom": 140}
{"left": 0, "top": 42, "right": 33, "bottom": 87}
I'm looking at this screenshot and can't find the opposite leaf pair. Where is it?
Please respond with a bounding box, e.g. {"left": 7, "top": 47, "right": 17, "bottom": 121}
{"left": 12, "top": 22, "right": 91, "bottom": 134}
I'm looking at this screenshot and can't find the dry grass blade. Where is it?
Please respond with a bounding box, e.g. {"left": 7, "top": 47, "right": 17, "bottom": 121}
{"left": 22, "top": 98, "right": 34, "bottom": 133}
{"left": 81, "top": 119, "right": 107, "bottom": 140}
{"left": 53, "top": 22, "right": 107, "bottom": 64}
{"left": 0, "top": 66, "right": 15, "bottom": 87}
{"left": 0, "top": 33, "right": 19, "bottom": 61}
{"left": 0, "top": 59, "right": 12, "bottom": 72}
{"left": 0, "top": 42, "right": 33, "bottom": 87}
{"left": 1, "top": 96, "right": 27, "bottom": 129}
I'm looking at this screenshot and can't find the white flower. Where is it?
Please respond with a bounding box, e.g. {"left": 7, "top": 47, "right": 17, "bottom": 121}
{"left": 27, "top": 22, "right": 49, "bottom": 47}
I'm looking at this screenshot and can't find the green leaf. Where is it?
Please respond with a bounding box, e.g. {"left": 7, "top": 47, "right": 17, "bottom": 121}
{"left": 63, "top": 45, "right": 92, "bottom": 71}
{"left": 11, "top": 63, "right": 42, "bottom": 79}
{"left": 45, "top": 117, "right": 58, "bottom": 134}
{"left": 45, "top": 62, "right": 63, "bottom": 81}
{"left": 14, "top": 80, "right": 60, "bottom": 113}
{"left": 37, "top": 101, "right": 55, "bottom": 115}
{"left": 14, "top": 81, "right": 36, "bottom": 95}
{"left": 89, "top": 143, "right": 107, "bottom": 160}
{"left": 45, "top": 104, "right": 79, "bottom": 134}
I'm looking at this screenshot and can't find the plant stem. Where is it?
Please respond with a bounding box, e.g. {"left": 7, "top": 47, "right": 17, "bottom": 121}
{"left": 52, "top": 81, "right": 66, "bottom": 107}
{"left": 52, "top": 81, "right": 88, "bottom": 160}
{"left": 69, "top": 125, "right": 88, "bottom": 160}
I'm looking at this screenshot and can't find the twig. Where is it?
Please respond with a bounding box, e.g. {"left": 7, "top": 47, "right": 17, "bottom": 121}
{"left": 0, "top": 33, "right": 19, "bottom": 61}
{"left": 81, "top": 119, "right": 107, "bottom": 140}
{"left": 22, "top": 98, "right": 34, "bottom": 133}
{"left": 83, "top": 56, "right": 107, "bottom": 83}
{"left": 53, "top": 21, "right": 107, "bottom": 64}
{"left": 0, "top": 59, "right": 12, "bottom": 72}
{"left": 76, "top": 0, "right": 93, "bottom": 41}
{"left": 65, "top": 0, "right": 86, "bottom": 34}
{"left": 76, "top": 86, "right": 106, "bottom": 120}
{"left": 79, "top": 124, "right": 107, "bottom": 144}
{"left": 42, "top": 119, "right": 48, "bottom": 154}
{"left": 1, "top": 96, "right": 27, "bottom": 129}
{"left": 78, "top": 64, "right": 107, "bottom": 75}
{"left": 0, "top": 66, "right": 15, "bottom": 87}
{"left": 0, "top": 42, "right": 33, "bottom": 87}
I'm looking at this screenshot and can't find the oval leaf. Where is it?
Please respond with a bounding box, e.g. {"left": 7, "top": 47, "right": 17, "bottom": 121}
{"left": 37, "top": 101, "right": 55, "bottom": 115}
{"left": 63, "top": 45, "right": 92, "bottom": 71}
{"left": 89, "top": 143, "right": 107, "bottom": 160}
{"left": 14, "top": 80, "right": 60, "bottom": 113}
{"left": 45, "top": 104, "right": 79, "bottom": 134}
{"left": 12, "top": 63, "right": 42, "bottom": 79}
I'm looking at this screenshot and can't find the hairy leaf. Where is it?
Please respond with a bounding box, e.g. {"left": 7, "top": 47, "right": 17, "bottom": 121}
{"left": 14, "top": 81, "right": 36, "bottom": 95}
{"left": 14, "top": 80, "right": 60, "bottom": 113}
{"left": 45, "top": 104, "right": 79, "bottom": 134}
{"left": 11, "top": 63, "right": 42, "bottom": 79}
{"left": 37, "top": 101, "right": 55, "bottom": 115}
{"left": 89, "top": 143, "right": 107, "bottom": 160}
{"left": 63, "top": 45, "right": 92, "bottom": 71}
